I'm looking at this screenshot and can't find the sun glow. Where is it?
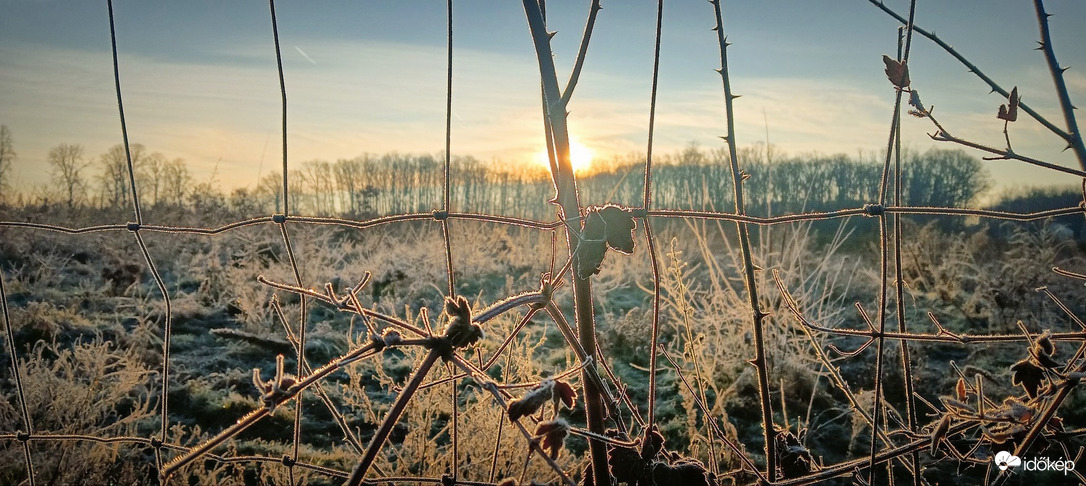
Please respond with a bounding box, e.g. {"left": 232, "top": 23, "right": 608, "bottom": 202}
{"left": 534, "top": 138, "right": 595, "bottom": 174}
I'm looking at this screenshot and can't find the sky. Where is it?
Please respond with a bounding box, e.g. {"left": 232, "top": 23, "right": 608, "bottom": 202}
{"left": 1, "top": 1, "right": 1084, "bottom": 197}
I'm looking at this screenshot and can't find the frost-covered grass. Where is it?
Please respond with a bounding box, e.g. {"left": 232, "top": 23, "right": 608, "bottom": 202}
{"left": 2, "top": 211, "right": 1083, "bottom": 484}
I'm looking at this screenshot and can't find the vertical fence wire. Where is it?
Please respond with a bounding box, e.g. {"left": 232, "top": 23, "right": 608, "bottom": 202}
{"left": 891, "top": 26, "right": 922, "bottom": 486}
{"left": 0, "top": 269, "right": 34, "bottom": 485}
{"left": 870, "top": 3, "right": 916, "bottom": 482}
{"left": 443, "top": 0, "right": 460, "bottom": 477}
{"left": 106, "top": 1, "right": 179, "bottom": 477}
{"left": 643, "top": 0, "right": 665, "bottom": 432}
{"left": 441, "top": 0, "right": 457, "bottom": 299}
{"left": 106, "top": 0, "right": 142, "bottom": 226}
{"left": 269, "top": 0, "right": 289, "bottom": 217}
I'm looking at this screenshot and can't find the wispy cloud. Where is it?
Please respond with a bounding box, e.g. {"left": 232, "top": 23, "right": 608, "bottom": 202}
{"left": 3, "top": 26, "right": 1083, "bottom": 194}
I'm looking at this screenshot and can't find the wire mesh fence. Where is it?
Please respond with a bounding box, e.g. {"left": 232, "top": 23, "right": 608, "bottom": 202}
{"left": 1, "top": 1, "right": 1085, "bottom": 485}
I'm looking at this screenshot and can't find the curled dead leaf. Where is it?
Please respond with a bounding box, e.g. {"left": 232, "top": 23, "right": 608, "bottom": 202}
{"left": 882, "top": 55, "right": 910, "bottom": 88}
{"left": 997, "top": 86, "right": 1020, "bottom": 122}
{"left": 508, "top": 379, "right": 556, "bottom": 422}
{"left": 552, "top": 379, "right": 577, "bottom": 411}
{"left": 443, "top": 295, "right": 483, "bottom": 348}
{"left": 1011, "top": 358, "right": 1045, "bottom": 398}
{"left": 577, "top": 205, "right": 638, "bottom": 279}
{"left": 534, "top": 419, "right": 570, "bottom": 459}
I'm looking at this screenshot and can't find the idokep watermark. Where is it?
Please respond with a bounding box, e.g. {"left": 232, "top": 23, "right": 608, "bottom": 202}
{"left": 995, "top": 450, "right": 1076, "bottom": 475}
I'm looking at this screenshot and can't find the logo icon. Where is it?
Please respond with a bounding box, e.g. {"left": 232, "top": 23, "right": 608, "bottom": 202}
{"left": 995, "top": 451, "right": 1022, "bottom": 471}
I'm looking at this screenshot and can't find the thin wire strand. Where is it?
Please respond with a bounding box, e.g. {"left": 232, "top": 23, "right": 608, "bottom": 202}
{"left": 269, "top": 0, "right": 289, "bottom": 216}
{"left": 643, "top": 0, "right": 665, "bottom": 431}
{"left": 131, "top": 230, "right": 173, "bottom": 475}
{"left": 106, "top": 0, "right": 142, "bottom": 225}
{"left": 278, "top": 222, "right": 307, "bottom": 473}
{"left": 0, "top": 268, "right": 35, "bottom": 485}
{"left": 870, "top": 4, "right": 916, "bottom": 482}
{"left": 441, "top": 0, "right": 457, "bottom": 298}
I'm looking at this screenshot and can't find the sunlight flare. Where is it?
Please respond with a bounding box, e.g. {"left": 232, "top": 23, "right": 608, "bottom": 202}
{"left": 535, "top": 138, "right": 595, "bottom": 174}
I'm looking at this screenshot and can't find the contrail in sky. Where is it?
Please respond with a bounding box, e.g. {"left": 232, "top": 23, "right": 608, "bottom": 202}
{"left": 294, "top": 46, "right": 316, "bottom": 65}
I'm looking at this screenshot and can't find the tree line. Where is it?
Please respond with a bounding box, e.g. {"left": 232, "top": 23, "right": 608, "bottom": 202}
{"left": 235, "top": 145, "right": 994, "bottom": 221}
{"left": 0, "top": 124, "right": 996, "bottom": 222}
{"left": 0, "top": 131, "right": 191, "bottom": 211}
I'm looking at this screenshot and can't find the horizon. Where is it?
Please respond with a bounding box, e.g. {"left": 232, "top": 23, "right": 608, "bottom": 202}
{"left": 3, "top": 143, "right": 1076, "bottom": 214}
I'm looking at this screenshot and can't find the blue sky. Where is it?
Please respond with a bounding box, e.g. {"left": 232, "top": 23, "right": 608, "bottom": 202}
{"left": 1, "top": 1, "right": 1084, "bottom": 196}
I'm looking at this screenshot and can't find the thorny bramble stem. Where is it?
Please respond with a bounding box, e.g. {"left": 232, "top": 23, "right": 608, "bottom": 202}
{"left": 521, "top": 1, "right": 610, "bottom": 483}
{"left": 708, "top": 0, "right": 775, "bottom": 479}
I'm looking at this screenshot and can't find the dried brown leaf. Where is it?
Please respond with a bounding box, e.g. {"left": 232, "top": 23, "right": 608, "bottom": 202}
{"left": 882, "top": 55, "right": 910, "bottom": 88}
{"left": 508, "top": 379, "right": 555, "bottom": 422}
{"left": 534, "top": 419, "right": 570, "bottom": 459}
{"left": 553, "top": 379, "right": 577, "bottom": 410}
{"left": 997, "top": 86, "right": 1020, "bottom": 122}
{"left": 1011, "top": 358, "right": 1045, "bottom": 398}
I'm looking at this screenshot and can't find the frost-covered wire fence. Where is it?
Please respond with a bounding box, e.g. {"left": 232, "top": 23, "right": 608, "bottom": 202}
{"left": 1, "top": 1, "right": 1085, "bottom": 485}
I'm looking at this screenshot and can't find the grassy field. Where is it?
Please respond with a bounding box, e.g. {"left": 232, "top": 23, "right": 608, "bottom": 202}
{"left": 1, "top": 203, "right": 1084, "bottom": 484}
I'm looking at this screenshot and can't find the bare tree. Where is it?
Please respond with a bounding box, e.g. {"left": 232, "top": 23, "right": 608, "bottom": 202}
{"left": 97, "top": 143, "right": 146, "bottom": 208}
{"left": 48, "top": 143, "right": 90, "bottom": 208}
{"left": 256, "top": 171, "right": 283, "bottom": 213}
{"left": 0, "top": 125, "right": 15, "bottom": 202}
{"left": 333, "top": 157, "right": 365, "bottom": 216}
{"left": 140, "top": 152, "right": 167, "bottom": 206}
{"left": 301, "top": 160, "right": 334, "bottom": 215}
{"left": 160, "top": 157, "right": 190, "bottom": 207}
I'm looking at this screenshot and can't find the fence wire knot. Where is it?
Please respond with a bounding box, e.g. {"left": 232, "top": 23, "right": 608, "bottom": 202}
{"left": 862, "top": 203, "right": 885, "bottom": 216}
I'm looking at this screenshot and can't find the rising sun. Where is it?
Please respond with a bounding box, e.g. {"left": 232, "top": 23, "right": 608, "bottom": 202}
{"left": 534, "top": 138, "right": 595, "bottom": 174}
